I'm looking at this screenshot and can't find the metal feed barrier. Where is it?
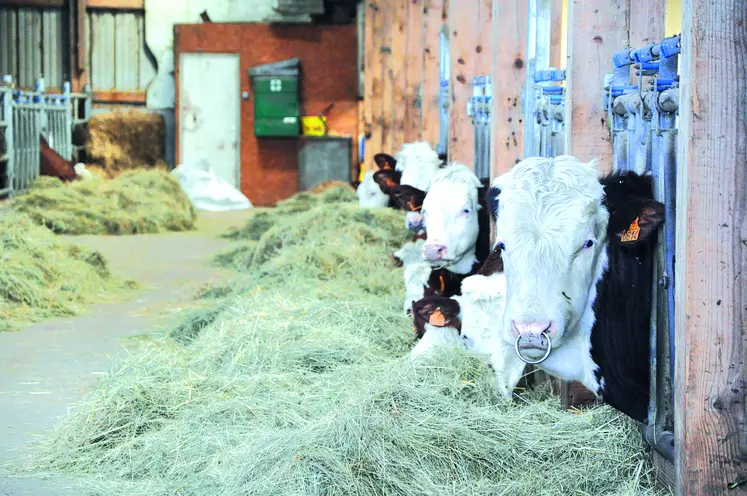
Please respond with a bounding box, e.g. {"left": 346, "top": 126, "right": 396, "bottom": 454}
{"left": 468, "top": 75, "right": 492, "bottom": 179}
{"left": 524, "top": 68, "right": 566, "bottom": 159}
{"left": 603, "top": 34, "right": 682, "bottom": 463}
{"left": 0, "top": 76, "right": 92, "bottom": 198}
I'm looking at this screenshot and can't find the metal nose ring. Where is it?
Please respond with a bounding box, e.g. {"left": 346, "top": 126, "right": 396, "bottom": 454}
{"left": 514, "top": 330, "right": 553, "bottom": 365}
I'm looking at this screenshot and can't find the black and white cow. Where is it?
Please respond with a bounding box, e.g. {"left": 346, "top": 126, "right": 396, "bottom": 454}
{"left": 486, "top": 155, "right": 665, "bottom": 422}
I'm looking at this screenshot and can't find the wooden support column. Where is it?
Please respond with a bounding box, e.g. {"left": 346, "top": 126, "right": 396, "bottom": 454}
{"left": 363, "top": 0, "right": 384, "bottom": 170}
{"left": 489, "top": 0, "right": 527, "bottom": 177}
{"left": 390, "top": 0, "right": 408, "bottom": 151}
{"left": 563, "top": 0, "right": 629, "bottom": 174}
{"left": 404, "top": 0, "right": 425, "bottom": 143}
{"left": 629, "top": 0, "right": 665, "bottom": 47}
{"left": 674, "top": 0, "right": 747, "bottom": 493}
{"left": 379, "top": 0, "right": 395, "bottom": 154}
{"left": 549, "top": 0, "right": 564, "bottom": 69}
{"left": 421, "top": 0, "right": 445, "bottom": 148}
{"left": 447, "top": 0, "right": 479, "bottom": 166}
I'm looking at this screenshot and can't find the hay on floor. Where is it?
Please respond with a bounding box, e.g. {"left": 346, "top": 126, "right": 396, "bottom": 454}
{"left": 0, "top": 213, "right": 130, "bottom": 330}
{"left": 86, "top": 110, "right": 165, "bottom": 171}
{"left": 13, "top": 169, "right": 197, "bottom": 235}
{"left": 30, "top": 194, "right": 658, "bottom": 495}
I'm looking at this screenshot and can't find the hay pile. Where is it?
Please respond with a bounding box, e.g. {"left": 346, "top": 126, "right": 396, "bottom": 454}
{"left": 86, "top": 110, "right": 165, "bottom": 171}
{"left": 13, "top": 170, "right": 197, "bottom": 235}
{"left": 308, "top": 179, "right": 355, "bottom": 194}
{"left": 0, "top": 213, "right": 128, "bottom": 330}
{"left": 31, "top": 191, "right": 657, "bottom": 495}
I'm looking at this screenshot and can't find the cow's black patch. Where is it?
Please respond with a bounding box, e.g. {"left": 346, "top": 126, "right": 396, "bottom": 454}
{"left": 476, "top": 248, "right": 504, "bottom": 276}
{"left": 476, "top": 178, "right": 492, "bottom": 268}
{"left": 374, "top": 153, "right": 397, "bottom": 171}
{"left": 390, "top": 184, "right": 426, "bottom": 212}
{"left": 591, "top": 171, "right": 665, "bottom": 422}
{"left": 486, "top": 184, "right": 501, "bottom": 220}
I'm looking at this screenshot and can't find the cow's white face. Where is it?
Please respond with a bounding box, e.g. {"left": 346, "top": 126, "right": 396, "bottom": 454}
{"left": 421, "top": 164, "right": 482, "bottom": 274}
{"left": 490, "top": 156, "right": 609, "bottom": 357}
{"left": 357, "top": 170, "right": 390, "bottom": 208}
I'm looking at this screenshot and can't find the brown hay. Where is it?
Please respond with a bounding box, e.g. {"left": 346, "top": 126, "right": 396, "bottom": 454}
{"left": 308, "top": 180, "right": 355, "bottom": 194}
{"left": 86, "top": 110, "right": 165, "bottom": 171}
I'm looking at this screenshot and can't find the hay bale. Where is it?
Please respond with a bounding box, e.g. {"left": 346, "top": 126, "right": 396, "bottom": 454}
{"left": 13, "top": 169, "right": 197, "bottom": 235}
{"left": 86, "top": 110, "right": 165, "bottom": 171}
{"left": 29, "top": 195, "right": 657, "bottom": 495}
{"left": 0, "top": 213, "right": 130, "bottom": 330}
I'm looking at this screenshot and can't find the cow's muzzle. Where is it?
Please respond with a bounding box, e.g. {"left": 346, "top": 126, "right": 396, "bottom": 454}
{"left": 514, "top": 331, "right": 552, "bottom": 365}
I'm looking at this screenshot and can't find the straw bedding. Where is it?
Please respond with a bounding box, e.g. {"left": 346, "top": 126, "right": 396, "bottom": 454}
{"left": 85, "top": 110, "right": 165, "bottom": 171}
{"left": 13, "top": 170, "right": 196, "bottom": 235}
{"left": 30, "top": 188, "right": 659, "bottom": 495}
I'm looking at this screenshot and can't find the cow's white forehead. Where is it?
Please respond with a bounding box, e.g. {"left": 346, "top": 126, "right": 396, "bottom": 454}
{"left": 393, "top": 141, "right": 441, "bottom": 191}
{"left": 424, "top": 163, "right": 481, "bottom": 207}
{"left": 493, "top": 156, "right": 607, "bottom": 248}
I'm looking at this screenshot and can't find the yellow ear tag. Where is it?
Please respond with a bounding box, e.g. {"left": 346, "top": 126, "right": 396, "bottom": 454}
{"left": 620, "top": 217, "right": 641, "bottom": 243}
{"left": 429, "top": 308, "right": 446, "bottom": 327}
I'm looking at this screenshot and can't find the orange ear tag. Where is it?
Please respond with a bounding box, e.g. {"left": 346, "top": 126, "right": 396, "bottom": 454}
{"left": 385, "top": 178, "right": 396, "bottom": 188}
{"left": 429, "top": 308, "right": 446, "bottom": 326}
{"left": 620, "top": 217, "right": 641, "bottom": 243}
{"left": 408, "top": 202, "right": 422, "bottom": 212}
{"left": 438, "top": 274, "right": 446, "bottom": 293}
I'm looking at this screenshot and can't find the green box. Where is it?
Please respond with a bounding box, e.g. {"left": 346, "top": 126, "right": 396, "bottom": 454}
{"left": 249, "top": 59, "right": 301, "bottom": 138}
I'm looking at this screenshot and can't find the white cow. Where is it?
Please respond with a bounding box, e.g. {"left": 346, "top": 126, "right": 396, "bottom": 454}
{"left": 486, "top": 154, "right": 665, "bottom": 421}
{"left": 420, "top": 163, "right": 487, "bottom": 275}
{"left": 356, "top": 170, "right": 390, "bottom": 208}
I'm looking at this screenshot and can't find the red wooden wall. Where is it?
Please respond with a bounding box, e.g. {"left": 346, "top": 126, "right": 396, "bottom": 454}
{"left": 174, "top": 23, "right": 358, "bottom": 206}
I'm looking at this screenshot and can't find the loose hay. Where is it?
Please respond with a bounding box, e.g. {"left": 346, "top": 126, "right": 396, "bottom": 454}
{"left": 30, "top": 192, "right": 659, "bottom": 495}
{"left": 308, "top": 180, "right": 355, "bottom": 194}
{"left": 86, "top": 110, "right": 165, "bottom": 171}
{"left": 13, "top": 169, "right": 197, "bottom": 235}
{"left": 0, "top": 213, "right": 129, "bottom": 330}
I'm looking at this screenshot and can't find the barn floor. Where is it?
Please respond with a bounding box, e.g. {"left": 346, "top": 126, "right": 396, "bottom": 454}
{"left": 0, "top": 211, "right": 252, "bottom": 495}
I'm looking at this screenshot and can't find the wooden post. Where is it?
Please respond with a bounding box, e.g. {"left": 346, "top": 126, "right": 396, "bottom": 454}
{"left": 421, "top": 0, "right": 446, "bottom": 148}
{"left": 549, "top": 0, "right": 564, "bottom": 69}
{"left": 363, "top": 0, "right": 383, "bottom": 170}
{"left": 404, "top": 0, "right": 425, "bottom": 143}
{"left": 447, "top": 0, "right": 479, "bottom": 166}
{"left": 674, "top": 0, "right": 747, "bottom": 493}
{"left": 563, "top": 0, "right": 629, "bottom": 174}
{"left": 380, "top": 0, "right": 395, "bottom": 154}
{"left": 489, "top": 0, "right": 527, "bottom": 178}
{"left": 390, "top": 0, "right": 408, "bottom": 151}
{"left": 629, "top": 0, "right": 665, "bottom": 47}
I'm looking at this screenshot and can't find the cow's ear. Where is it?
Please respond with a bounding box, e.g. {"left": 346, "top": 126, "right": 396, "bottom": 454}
{"left": 412, "top": 296, "right": 461, "bottom": 332}
{"left": 373, "top": 170, "right": 400, "bottom": 193}
{"left": 608, "top": 198, "right": 665, "bottom": 246}
{"left": 374, "top": 153, "right": 397, "bottom": 171}
{"left": 390, "top": 185, "right": 426, "bottom": 212}
{"left": 486, "top": 185, "right": 501, "bottom": 218}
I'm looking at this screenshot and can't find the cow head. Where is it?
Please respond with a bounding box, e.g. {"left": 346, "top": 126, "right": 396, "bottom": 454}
{"left": 357, "top": 170, "right": 391, "bottom": 208}
{"left": 488, "top": 155, "right": 664, "bottom": 360}
{"left": 393, "top": 142, "right": 443, "bottom": 229}
{"left": 421, "top": 164, "right": 483, "bottom": 274}
{"left": 390, "top": 184, "right": 426, "bottom": 231}
{"left": 374, "top": 153, "right": 397, "bottom": 171}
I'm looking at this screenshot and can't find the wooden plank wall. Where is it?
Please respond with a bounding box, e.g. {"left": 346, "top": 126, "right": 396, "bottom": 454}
{"left": 489, "top": 0, "right": 528, "bottom": 177}
{"left": 447, "top": 0, "right": 492, "bottom": 167}
{"left": 674, "top": 0, "right": 747, "bottom": 493}
{"left": 363, "top": 0, "right": 449, "bottom": 172}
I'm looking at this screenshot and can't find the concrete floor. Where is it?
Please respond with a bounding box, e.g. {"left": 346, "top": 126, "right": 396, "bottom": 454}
{"left": 0, "top": 211, "right": 251, "bottom": 495}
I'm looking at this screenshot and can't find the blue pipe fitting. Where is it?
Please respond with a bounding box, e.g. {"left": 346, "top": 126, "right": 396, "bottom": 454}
{"left": 632, "top": 43, "right": 658, "bottom": 64}
{"left": 539, "top": 86, "right": 563, "bottom": 95}
{"left": 549, "top": 95, "right": 563, "bottom": 105}
{"left": 656, "top": 78, "right": 677, "bottom": 91}
{"left": 641, "top": 62, "right": 660, "bottom": 71}
{"left": 613, "top": 49, "right": 635, "bottom": 68}
{"left": 610, "top": 84, "right": 638, "bottom": 98}
{"left": 659, "top": 35, "right": 681, "bottom": 58}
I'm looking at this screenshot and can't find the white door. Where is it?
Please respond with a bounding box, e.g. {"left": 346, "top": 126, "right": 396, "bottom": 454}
{"left": 179, "top": 53, "right": 241, "bottom": 189}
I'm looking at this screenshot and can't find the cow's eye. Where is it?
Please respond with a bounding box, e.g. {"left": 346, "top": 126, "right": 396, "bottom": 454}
{"left": 462, "top": 208, "right": 470, "bottom": 215}
{"left": 583, "top": 239, "right": 595, "bottom": 249}
{"left": 496, "top": 241, "right": 506, "bottom": 250}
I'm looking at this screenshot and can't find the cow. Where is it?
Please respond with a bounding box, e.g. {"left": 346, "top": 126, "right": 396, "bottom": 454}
{"left": 356, "top": 170, "right": 392, "bottom": 208}
{"left": 485, "top": 154, "right": 665, "bottom": 422}
{"left": 391, "top": 163, "right": 492, "bottom": 309}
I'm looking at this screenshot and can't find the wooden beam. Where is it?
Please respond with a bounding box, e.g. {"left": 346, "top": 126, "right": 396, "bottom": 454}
{"left": 563, "top": 0, "right": 628, "bottom": 174}
{"left": 0, "top": 0, "right": 64, "bottom": 6}
{"left": 379, "top": 0, "right": 395, "bottom": 154}
{"left": 674, "top": 0, "right": 747, "bottom": 493}
{"left": 629, "top": 0, "right": 665, "bottom": 47}
{"left": 85, "top": 0, "right": 144, "bottom": 9}
{"left": 421, "top": 0, "right": 445, "bottom": 149}
{"left": 363, "top": 0, "right": 384, "bottom": 169}
{"left": 92, "top": 90, "right": 146, "bottom": 103}
{"left": 390, "top": 0, "right": 408, "bottom": 151}
{"left": 489, "top": 0, "right": 527, "bottom": 177}
{"left": 549, "top": 0, "right": 564, "bottom": 68}
{"left": 403, "top": 0, "right": 425, "bottom": 143}
{"left": 447, "top": 0, "right": 480, "bottom": 166}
